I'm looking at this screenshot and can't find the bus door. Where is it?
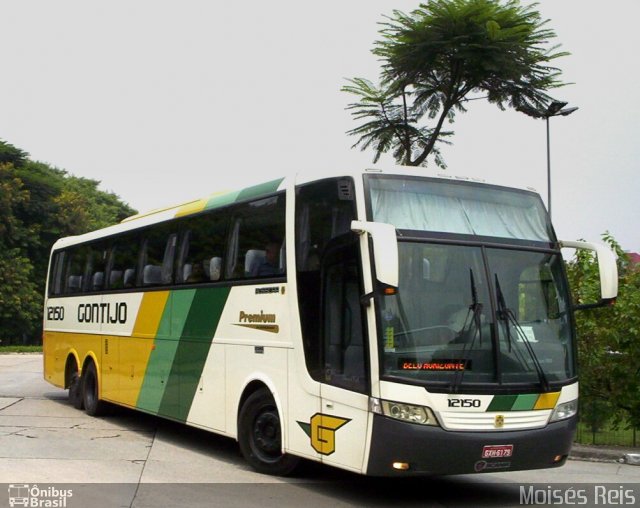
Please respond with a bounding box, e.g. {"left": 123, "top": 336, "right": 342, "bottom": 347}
{"left": 294, "top": 178, "right": 369, "bottom": 472}
{"left": 317, "top": 237, "right": 370, "bottom": 473}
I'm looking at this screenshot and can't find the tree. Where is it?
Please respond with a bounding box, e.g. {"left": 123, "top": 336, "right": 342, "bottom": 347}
{"left": 0, "top": 140, "right": 28, "bottom": 166}
{"left": 0, "top": 140, "right": 136, "bottom": 344}
{"left": 565, "top": 234, "right": 640, "bottom": 431}
{"left": 0, "top": 163, "right": 41, "bottom": 342}
{"left": 343, "top": 0, "right": 568, "bottom": 167}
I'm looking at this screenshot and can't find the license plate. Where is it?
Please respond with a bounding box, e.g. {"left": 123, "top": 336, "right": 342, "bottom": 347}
{"left": 482, "top": 445, "right": 513, "bottom": 458}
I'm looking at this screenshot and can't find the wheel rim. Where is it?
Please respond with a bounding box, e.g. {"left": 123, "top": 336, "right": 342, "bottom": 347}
{"left": 251, "top": 406, "right": 282, "bottom": 462}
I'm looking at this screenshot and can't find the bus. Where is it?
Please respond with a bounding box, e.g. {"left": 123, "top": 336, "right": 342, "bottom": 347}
{"left": 43, "top": 166, "right": 618, "bottom": 476}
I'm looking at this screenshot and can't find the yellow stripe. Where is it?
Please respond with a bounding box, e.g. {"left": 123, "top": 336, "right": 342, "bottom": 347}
{"left": 121, "top": 199, "right": 201, "bottom": 223}
{"left": 534, "top": 392, "right": 561, "bottom": 410}
{"left": 110, "top": 291, "right": 171, "bottom": 407}
{"left": 133, "top": 291, "right": 170, "bottom": 337}
{"left": 174, "top": 198, "right": 208, "bottom": 218}
{"left": 115, "top": 336, "right": 155, "bottom": 407}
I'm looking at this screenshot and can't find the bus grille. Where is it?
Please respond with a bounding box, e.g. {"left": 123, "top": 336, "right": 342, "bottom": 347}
{"left": 438, "top": 410, "right": 552, "bottom": 431}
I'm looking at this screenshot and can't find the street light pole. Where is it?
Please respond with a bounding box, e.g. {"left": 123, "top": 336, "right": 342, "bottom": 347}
{"left": 546, "top": 116, "right": 552, "bottom": 218}
{"left": 542, "top": 101, "right": 579, "bottom": 219}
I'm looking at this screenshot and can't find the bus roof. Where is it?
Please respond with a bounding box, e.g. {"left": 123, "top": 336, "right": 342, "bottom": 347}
{"left": 50, "top": 166, "right": 541, "bottom": 250}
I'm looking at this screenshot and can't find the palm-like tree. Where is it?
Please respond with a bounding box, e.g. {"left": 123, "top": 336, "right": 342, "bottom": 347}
{"left": 343, "top": 0, "right": 568, "bottom": 167}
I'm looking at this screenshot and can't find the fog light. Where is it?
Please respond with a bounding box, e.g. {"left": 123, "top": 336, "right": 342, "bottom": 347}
{"left": 553, "top": 454, "right": 565, "bottom": 463}
{"left": 392, "top": 462, "right": 410, "bottom": 471}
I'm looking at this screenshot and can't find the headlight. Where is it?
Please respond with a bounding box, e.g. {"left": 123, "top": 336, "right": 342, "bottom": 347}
{"left": 370, "top": 398, "right": 439, "bottom": 426}
{"left": 550, "top": 399, "right": 578, "bottom": 422}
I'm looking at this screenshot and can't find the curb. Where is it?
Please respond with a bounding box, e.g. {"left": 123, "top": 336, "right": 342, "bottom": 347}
{"left": 569, "top": 444, "right": 639, "bottom": 465}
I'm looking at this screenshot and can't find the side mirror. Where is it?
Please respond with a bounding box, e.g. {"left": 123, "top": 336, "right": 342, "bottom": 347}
{"left": 560, "top": 240, "right": 618, "bottom": 309}
{"left": 351, "top": 220, "right": 398, "bottom": 288}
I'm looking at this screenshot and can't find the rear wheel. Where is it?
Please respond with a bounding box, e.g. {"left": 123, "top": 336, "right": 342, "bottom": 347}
{"left": 68, "top": 371, "right": 84, "bottom": 410}
{"left": 81, "top": 362, "right": 106, "bottom": 416}
{"left": 238, "top": 388, "right": 299, "bottom": 476}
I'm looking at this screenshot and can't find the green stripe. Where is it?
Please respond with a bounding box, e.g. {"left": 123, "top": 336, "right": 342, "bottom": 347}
{"left": 202, "top": 179, "right": 283, "bottom": 212}
{"left": 204, "top": 190, "right": 241, "bottom": 211}
{"left": 136, "top": 290, "right": 196, "bottom": 413}
{"left": 136, "top": 338, "right": 180, "bottom": 413}
{"left": 181, "top": 287, "right": 230, "bottom": 341}
{"left": 170, "top": 289, "right": 198, "bottom": 337}
{"left": 487, "top": 395, "right": 518, "bottom": 412}
{"left": 155, "top": 294, "right": 172, "bottom": 339}
{"left": 487, "top": 393, "right": 545, "bottom": 412}
{"left": 158, "top": 287, "right": 231, "bottom": 421}
{"left": 512, "top": 394, "right": 539, "bottom": 411}
{"left": 236, "top": 178, "right": 284, "bottom": 202}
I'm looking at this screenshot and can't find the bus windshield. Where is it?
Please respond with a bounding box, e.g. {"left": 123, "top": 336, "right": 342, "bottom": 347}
{"left": 378, "top": 243, "right": 575, "bottom": 389}
{"left": 368, "top": 176, "right": 574, "bottom": 390}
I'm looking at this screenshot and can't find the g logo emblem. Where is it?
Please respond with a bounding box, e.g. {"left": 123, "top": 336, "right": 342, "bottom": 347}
{"left": 494, "top": 415, "right": 505, "bottom": 428}
{"left": 297, "top": 413, "right": 350, "bottom": 455}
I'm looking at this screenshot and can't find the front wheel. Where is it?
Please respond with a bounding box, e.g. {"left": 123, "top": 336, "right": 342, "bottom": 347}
{"left": 81, "top": 362, "right": 107, "bottom": 416}
{"left": 238, "top": 388, "right": 300, "bottom": 475}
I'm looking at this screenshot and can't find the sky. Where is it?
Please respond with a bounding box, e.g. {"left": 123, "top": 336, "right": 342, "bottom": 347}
{"left": 1, "top": 0, "right": 639, "bottom": 252}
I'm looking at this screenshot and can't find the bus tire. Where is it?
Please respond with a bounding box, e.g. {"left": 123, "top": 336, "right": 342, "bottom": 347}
{"left": 81, "top": 361, "right": 106, "bottom": 417}
{"left": 69, "top": 372, "right": 84, "bottom": 410}
{"left": 238, "top": 388, "right": 299, "bottom": 476}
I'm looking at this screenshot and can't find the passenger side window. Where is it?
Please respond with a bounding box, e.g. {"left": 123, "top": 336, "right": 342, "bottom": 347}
{"left": 225, "top": 194, "right": 286, "bottom": 279}
{"left": 140, "top": 226, "right": 177, "bottom": 287}
{"left": 84, "top": 243, "right": 108, "bottom": 292}
{"left": 177, "top": 212, "right": 227, "bottom": 284}
{"left": 108, "top": 233, "right": 140, "bottom": 289}
{"left": 63, "top": 247, "right": 88, "bottom": 294}
{"left": 49, "top": 251, "right": 66, "bottom": 296}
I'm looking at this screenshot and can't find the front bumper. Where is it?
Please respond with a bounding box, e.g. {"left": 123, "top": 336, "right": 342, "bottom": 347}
{"left": 366, "top": 413, "right": 576, "bottom": 476}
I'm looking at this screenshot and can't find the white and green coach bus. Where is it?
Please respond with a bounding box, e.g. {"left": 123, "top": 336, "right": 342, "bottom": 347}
{"left": 43, "top": 166, "right": 618, "bottom": 476}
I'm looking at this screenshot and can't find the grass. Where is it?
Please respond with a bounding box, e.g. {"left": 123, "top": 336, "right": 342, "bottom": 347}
{"left": 576, "top": 421, "right": 638, "bottom": 447}
{"left": 0, "top": 345, "right": 43, "bottom": 353}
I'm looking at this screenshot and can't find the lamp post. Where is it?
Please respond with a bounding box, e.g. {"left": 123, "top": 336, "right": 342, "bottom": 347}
{"left": 542, "top": 101, "right": 578, "bottom": 219}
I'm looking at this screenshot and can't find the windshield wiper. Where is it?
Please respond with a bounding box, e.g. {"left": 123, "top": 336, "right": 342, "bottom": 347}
{"left": 450, "top": 269, "right": 484, "bottom": 393}
{"left": 495, "top": 275, "right": 550, "bottom": 392}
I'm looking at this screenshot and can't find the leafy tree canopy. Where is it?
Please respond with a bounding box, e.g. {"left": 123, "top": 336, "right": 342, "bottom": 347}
{"left": 0, "top": 140, "right": 28, "bottom": 167}
{"left": 343, "top": 0, "right": 568, "bottom": 167}
{"left": 0, "top": 140, "right": 136, "bottom": 344}
{"left": 566, "top": 234, "right": 640, "bottom": 430}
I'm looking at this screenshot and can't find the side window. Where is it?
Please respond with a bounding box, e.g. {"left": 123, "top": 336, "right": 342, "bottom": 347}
{"left": 63, "top": 246, "right": 88, "bottom": 294}
{"left": 84, "top": 243, "right": 108, "bottom": 292}
{"left": 49, "top": 251, "right": 66, "bottom": 296}
{"left": 52, "top": 243, "right": 108, "bottom": 294}
{"left": 226, "top": 194, "right": 286, "bottom": 279}
{"left": 177, "top": 212, "right": 228, "bottom": 284}
{"left": 295, "top": 179, "right": 357, "bottom": 379}
{"left": 108, "top": 233, "right": 140, "bottom": 290}
{"left": 320, "top": 239, "right": 368, "bottom": 393}
{"left": 140, "top": 225, "right": 177, "bottom": 287}
{"left": 295, "top": 178, "right": 356, "bottom": 272}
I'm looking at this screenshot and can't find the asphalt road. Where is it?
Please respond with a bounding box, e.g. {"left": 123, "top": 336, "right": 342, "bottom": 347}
{"left": 0, "top": 354, "right": 637, "bottom": 508}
